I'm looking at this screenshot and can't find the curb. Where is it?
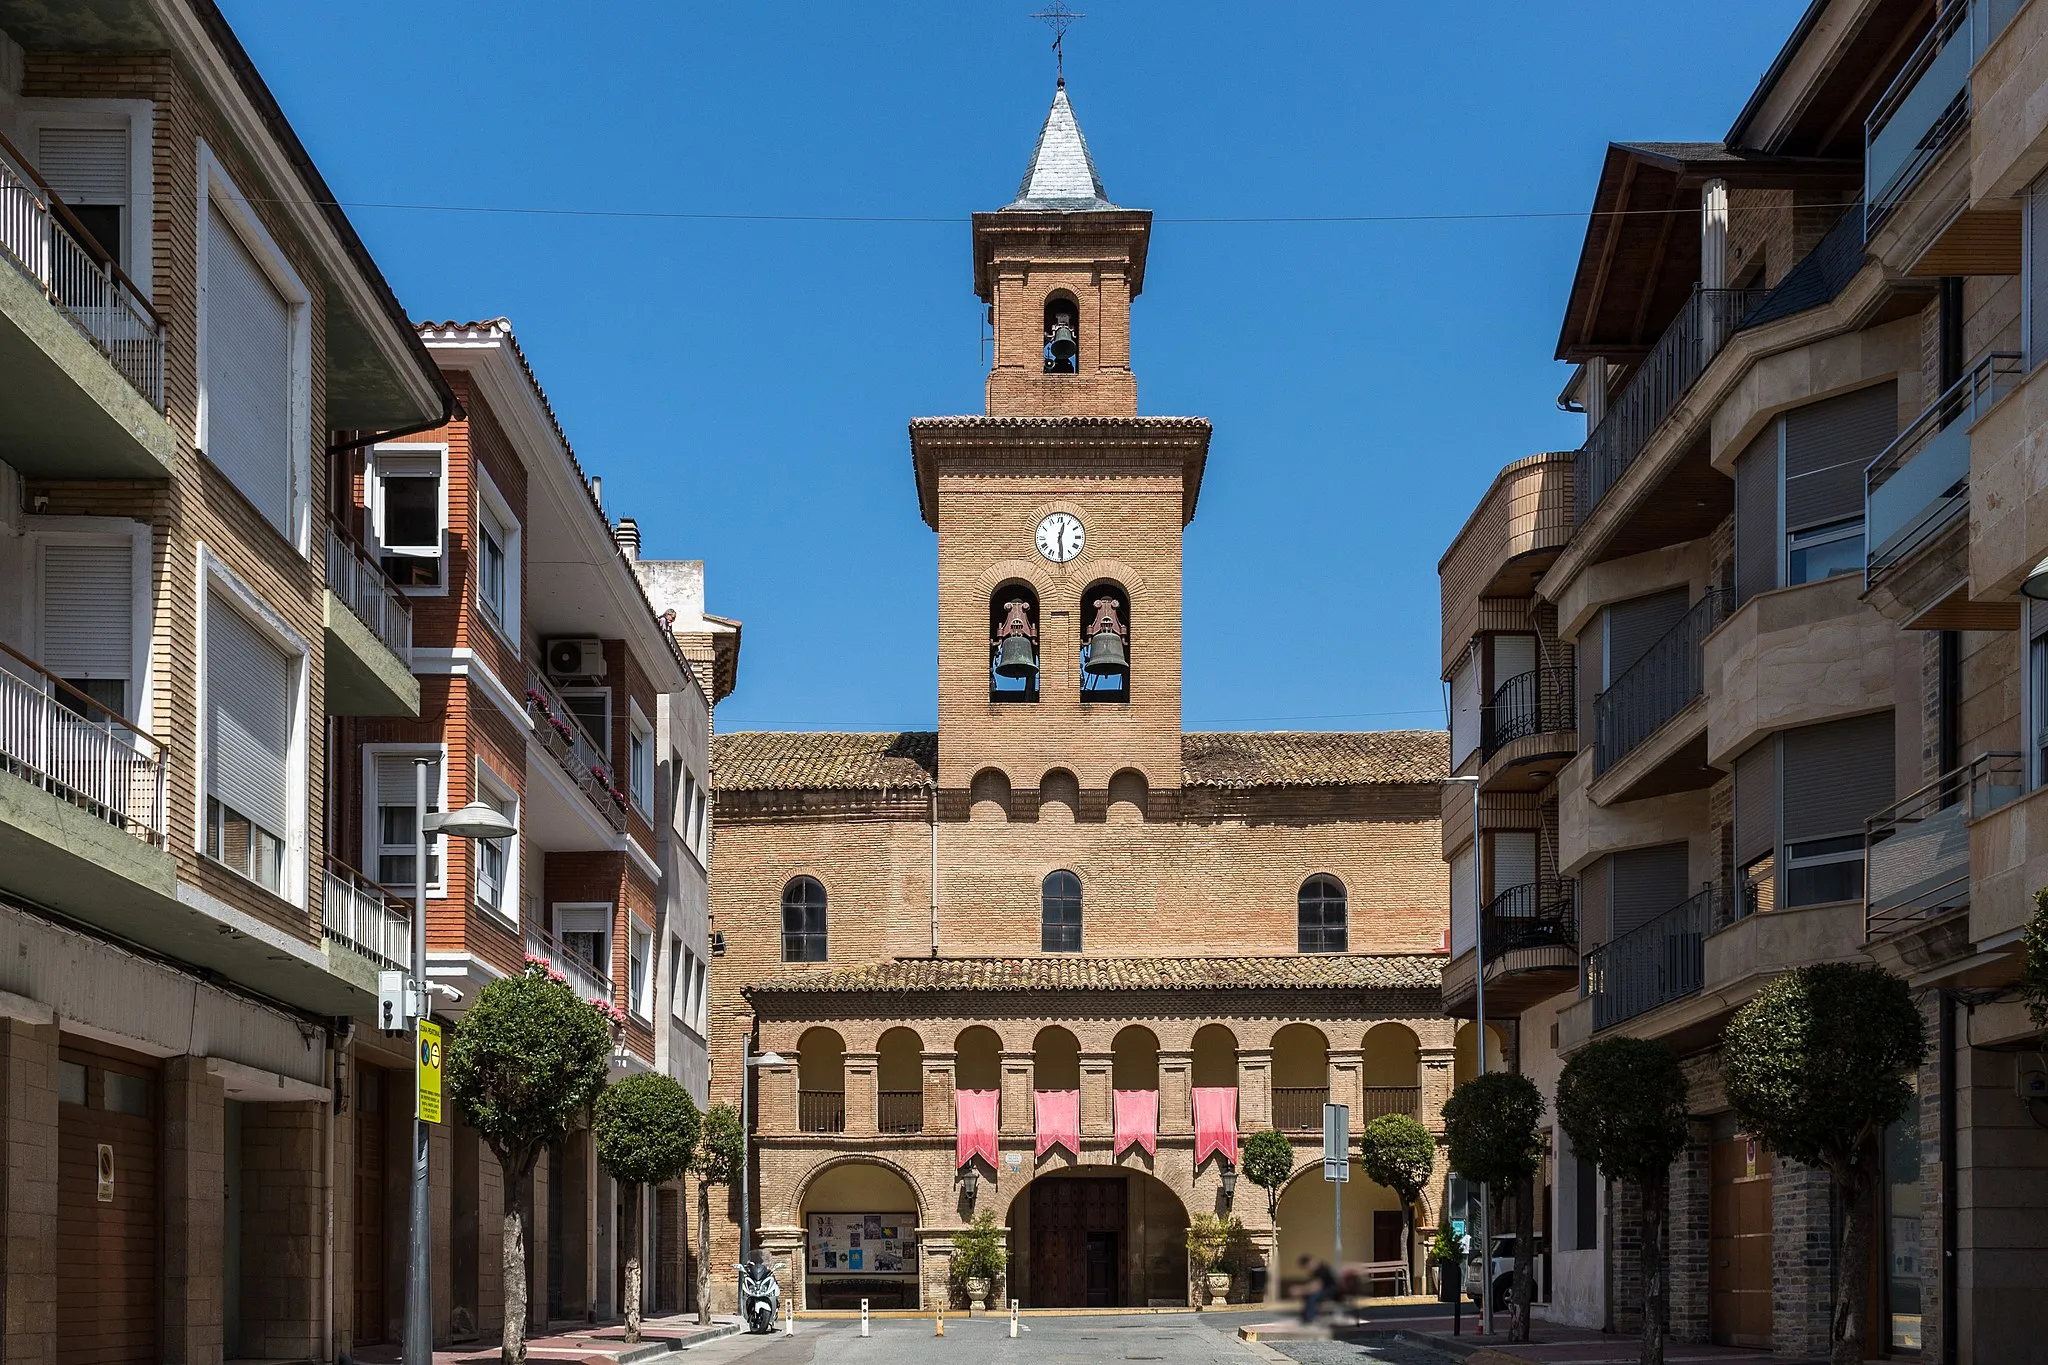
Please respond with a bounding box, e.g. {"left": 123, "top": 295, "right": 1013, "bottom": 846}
{"left": 613, "top": 1322, "right": 747, "bottom": 1360}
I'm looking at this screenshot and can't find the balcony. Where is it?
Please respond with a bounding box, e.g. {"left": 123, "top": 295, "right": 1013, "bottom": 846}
{"left": 1594, "top": 589, "right": 1730, "bottom": 777}
{"left": 1582, "top": 885, "right": 1718, "bottom": 1031}
{"left": 1864, "top": 0, "right": 2017, "bottom": 232}
{"left": 879, "top": 1090, "right": 924, "bottom": 1134}
{"left": 321, "top": 857, "right": 412, "bottom": 991}
{"left": 0, "top": 131, "right": 172, "bottom": 478}
{"left": 1484, "top": 877, "right": 1579, "bottom": 975}
{"left": 323, "top": 519, "right": 420, "bottom": 717}
{"left": 1739, "top": 199, "right": 1867, "bottom": 330}
{"left": 799, "top": 1090, "right": 848, "bottom": 1134}
{"left": 524, "top": 667, "right": 628, "bottom": 834}
{"left": 1575, "top": 288, "right": 1768, "bottom": 524}
{"left": 1358, "top": 1086, "right": 1422, "bottom": 1122}
{"left": 1272, "top": 1086, "right": 1329, "bottom": 1132}
{"left": 0, "top": 640, "right": 167, "bottom": 850}
{"left": 1867, "top": 352, "right": 2021, "bottom": 586}
{"left": 1866, "top": 751, "right": 2023, "bottom": 939}
{"left": 1440, "top": 453, "right": 1575, "bottom": 665}
{"left": 1480, "top": 666, "right": 1575, "bottom": 790}
{"left": 524, "top": 926, "right": 615, "bottom": 1007}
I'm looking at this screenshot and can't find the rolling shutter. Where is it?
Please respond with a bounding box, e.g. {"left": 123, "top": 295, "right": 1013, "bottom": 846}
{"left": 1734, "top": 424, "right": 1780, "bottom": 605}
{"left": 2028, "top": 174, "right": 2048, "bottom": 372}
{"left": 206, "top": 596, "right": 293, "bottom": 838}
{"left": 1605, "top": 588, "right": 1689, "bottom": 683}
{"left": 1732, "top": 739, "right": 1778, "bottom": 865}
{"left": 40, "top": 542, "right": 133, "bottom": 685}
{"left": 1781, "top": 712, "right": 1895, "bottom": 842}
{"left": 1609, "top": 842, "right": 1690, "bottom": 936}
{"left": 1490, "top": 830, "right": 1537, "bottom": 897}
{"left": 1449, "top": 651, "right": 1479, "bottom": 767}
{"left": 1449, "top": 845, "right": 1475, "bottom": 957}
{"left": 1490, "top": 634, "right": 1537, "bottom": 691}
{"left": 203, "top": 202, "right": 293, "bottom": 533}
{"left": 1783, "top": 383, "right": 1896, "bottom": 531}
{"left": 36, "top": 126, "right": 128, "bottom": 204}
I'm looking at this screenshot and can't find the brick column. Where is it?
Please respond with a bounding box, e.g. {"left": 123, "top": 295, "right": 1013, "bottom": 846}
{"left": 923, "top": 1052, "right": 957, "bottom": 1137}
{"left": 999, "top": 1052, "right": 1033, "bottom": 1136}
{"left": 1079, "top": 1053, "right": 1113, "bottom": 1136}
{"left": 1771, "top": 1158, "right": 1836, "bottom": 1357}
{"left": 757, "top": 1059, "right": 798, "bottom": 1135}
{"left": 162, "top": 1054, "right": 226, "bottom": 1365}
{"left": 842, "top": 1052, "right": 878, "bottom": 1136}
{"left": 1419, "top": 1050, "right": 1454, "bottom": 1134}
{"left": 1667, "top": 1119, "right": 1712, "bottom": 1344}
{"left": 919, "top": 1231, "right": 957, "bottom": 1313}
{"left": 1327, "top": 1049, "right": 1364, "bottom": 1129}
{"left": 1239, "top": 1048, "right": 1273, "bottom": 1130}
{"left": 0, "top": 1013, "right": 59, "bottom": 1365}
{"left": 1158, "top": 1051, "right": 1192, "bottom": 1136}
{"left": 236, "top": 1101, "right": 329, "bottom": 1359}
{"left": 758, "top": 1228, "right": 805, "bottom": 1313}
{"left": 1610, "top": 1175, "right": 1643, "bottom": 1335}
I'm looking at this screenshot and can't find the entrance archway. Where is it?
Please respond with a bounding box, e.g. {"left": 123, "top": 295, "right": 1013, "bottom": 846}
{"left": 797, "top": 1159, "right": 923, "bottom": 1310}
{"left": 1003, "top": 1168, "right": 1190, "bottom": 1308}
{"left": 1274, "top": 1160, "right": 1403, "bottom": 1297}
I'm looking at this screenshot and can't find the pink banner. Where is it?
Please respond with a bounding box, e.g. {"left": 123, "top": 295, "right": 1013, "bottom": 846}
{"left": 1034, "top": 1089, "right": 1081, "bottom": 1158}
{"left": 1193, "top": 1086, "right": 1240, "bottom": 1167}
{"left": 955, "top": 1089, "right": 999, "bottom": 1170}
{"left": 1113, "top": 1089, "right": 1159, "bottom": 1156}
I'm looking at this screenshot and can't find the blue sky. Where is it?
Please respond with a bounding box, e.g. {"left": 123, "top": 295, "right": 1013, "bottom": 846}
{"left": 223, "top": 0, "right": 1806, "bottom": 734}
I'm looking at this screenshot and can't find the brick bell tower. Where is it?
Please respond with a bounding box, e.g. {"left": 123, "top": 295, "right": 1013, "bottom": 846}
{"left": 911, "top": 80, "right": 1212, "bottom": 811}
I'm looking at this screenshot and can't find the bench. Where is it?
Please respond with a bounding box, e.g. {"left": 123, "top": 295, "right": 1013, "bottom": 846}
{"left": 1343, "top": 1260, "right": 1412, "bottom": 1297}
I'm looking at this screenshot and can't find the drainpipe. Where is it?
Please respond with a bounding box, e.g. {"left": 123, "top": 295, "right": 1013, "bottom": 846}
{"left": 1939, "top": 990, "right": 1957, "bottom": 1365}
{"left": 929, "top": 786, "right": 940, "bottom": 957}
{"left": 322, "top": 1027, "right": 341, "bottom": 1365}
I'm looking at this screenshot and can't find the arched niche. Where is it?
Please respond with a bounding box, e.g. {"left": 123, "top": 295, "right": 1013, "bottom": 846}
{"left": 956, "top": 1025, "right": 1002, "bottom": 1092}
{"left": 1038, "top": 768, "right": 1079, "bottom": 824}
{"left": 1111, "top": 1025, "right": 1160, "bottom": 1091}
{"left": 970, "top": 767, "right": 1013, "bottom": 823}
{"left": 1032, "top": 1025, "right": 1081, "bottom": 1092}
{"left": 1106, "top": 768, "right": 1148, "bottom": 824}
{"left": 1191, "top": 1024, "right": 1238, "bottom": 1089}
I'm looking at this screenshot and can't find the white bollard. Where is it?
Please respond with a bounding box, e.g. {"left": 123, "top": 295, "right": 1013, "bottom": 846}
{"left": 860, "top": 1298, "right": 870, "bottom": 1338}
{"left": 785, "top": 1295, "right": 795, "bottom": 1335}
{"left": 1009, "top": 1299, "right": 1019, "bottom": 1338}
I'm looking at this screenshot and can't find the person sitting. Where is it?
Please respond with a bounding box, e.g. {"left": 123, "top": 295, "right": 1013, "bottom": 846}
{"left": 1298, "top": 1254, "right": 1339, "bottom": 1324}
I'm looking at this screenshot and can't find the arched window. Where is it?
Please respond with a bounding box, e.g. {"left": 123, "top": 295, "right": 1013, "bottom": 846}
{"left": 781, "top": 876, "right": 827, "bottom": 962}
{"left": 1041, "top": 870, "right": 1082, "bottom": 952}
{"left": 1080, "top": 581, "right": 1130, "bottom": 703}
{"left": 1298, "top": 874, "right": 1347, "bottom": 953}
{"left": 990, "top": 585, "right": 1039, "bottom": 703}
{"left": 1043, "top": 294, "right": 1079, "bottom": 374}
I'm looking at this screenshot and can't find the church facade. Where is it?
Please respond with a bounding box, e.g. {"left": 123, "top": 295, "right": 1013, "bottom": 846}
{"left": 704, "top": 83, "right": 1457, "bottom": 1312}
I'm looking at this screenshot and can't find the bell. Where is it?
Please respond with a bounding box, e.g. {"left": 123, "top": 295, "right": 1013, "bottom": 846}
{"left": 994, "top": 634, "right": 1038, "bottom": 679}
{"left": 1048, "top": 323, "right": 1078, "bottom": 363}
{"left": 1084, "top": 629, "right": 1127, "bottom": 676}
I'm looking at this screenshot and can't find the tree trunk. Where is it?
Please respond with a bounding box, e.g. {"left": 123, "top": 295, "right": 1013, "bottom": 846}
{"left": 503, "top": 1197, "right": 530, "bottom": 1365}
{"left": 696, "top": 1180, "right": 714, "bottom": 1326}
{"left": 1831, "top": 1149, "right": 1878, "bottom": 1365}
{"left": 1509, "top": 1175, "right": 1535, "bottom": 1343}
{"left": 1640, "top": 1172, "right": 1668, "bottom": 1365}
{"left": 1399, "top": 1197, "right": 1413, "bottom": 1287}
{"left": 623, "top": 1182, "right": 642, "bottom": 1342}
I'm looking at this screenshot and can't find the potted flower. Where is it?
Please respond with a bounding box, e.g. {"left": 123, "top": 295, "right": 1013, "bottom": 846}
{"left": 952, "top": 1209, "right": 1007, "bottom": 1313}
{"left": 1186, "top": 1213, "right": 1241, "bottom": 1308}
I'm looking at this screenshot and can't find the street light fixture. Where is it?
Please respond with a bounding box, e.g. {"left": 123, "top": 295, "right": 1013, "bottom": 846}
{"left": 960, "top": 1161, "right": 980, "bottom": 1208}
{"left": 405, "top": 760, "right": 515, "bottom": 1365}
{"left": 1220, "top": 1159, "right": 1238, "bottom": 1207}
{"left": 738, "top": 1039, "right": 789, "bottom": 1268}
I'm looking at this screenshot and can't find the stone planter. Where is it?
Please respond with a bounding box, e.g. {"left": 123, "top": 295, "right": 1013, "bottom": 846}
{"left": 1205, "top": 1271, "right": 1231, "bottom": 1307}
{"left": 964, "top": 1277, "right": 991, "bottom": 1312}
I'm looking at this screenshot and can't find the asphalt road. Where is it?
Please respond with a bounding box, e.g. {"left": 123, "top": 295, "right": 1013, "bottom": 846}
{"left": 676, "top": 1311, "right": 1277, "bottom": 1363}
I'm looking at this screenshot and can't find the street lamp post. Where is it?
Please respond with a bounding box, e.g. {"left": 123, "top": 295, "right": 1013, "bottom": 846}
{"left": 405, "top": 758, "right": 518, "bottom": 1365}
{"left": 1445, "top": 772, "right": 1490, "bottom": 1334}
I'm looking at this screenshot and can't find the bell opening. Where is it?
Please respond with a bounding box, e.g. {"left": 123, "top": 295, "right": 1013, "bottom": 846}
{"left": 990, "top": 585, "right": 1041, "bottom": 703}
{"left": 1079, "top": 581, "right": 1131, "bottom": 703}
{"left": 1043, "top": 294, "right": 1079, "bottom": 374}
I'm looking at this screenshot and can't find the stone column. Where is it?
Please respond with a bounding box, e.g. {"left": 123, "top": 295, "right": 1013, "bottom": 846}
{"left": 1700, "top": 177, "right": 1730, "bottom": 289}
{"left": 1419, "top": 1049, "right": 1454, "bottom": 1134}
{"left": 1158, "top": 1050, "right": 1193, "bottom": 1137}
{"left": 162, "top": 1053, "right": 226, "bottom": 1365}
{"left": 999, "top": 1052, "right": 1033, "bottom": 1136}
{"left": 0, "top": 1012, "right": 59, "bottom": 1365}
{"left": 1327, "top": 1049, "right": 1364, "bottom": 1129}
{"left": 922, "top": 1051, "right": 957, "bottom": 1137}
{"left": 842, "top": 1052, "right": 878, "bottom": 1137}
{"left": 920, "top": 1231, "right": 957, "bottom": 1312}
{"left": 1667, "top": 1119, "right": 1712, "bottom": 1344}
{"left": 1079, "top": 1052, "right": 1114, "bottom": 1137}
{"left": 1238, "top": 1048, "right": 1273, "bottom": 1130}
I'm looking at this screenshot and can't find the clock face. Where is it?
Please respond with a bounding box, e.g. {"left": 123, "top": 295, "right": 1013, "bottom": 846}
{"left": 1035, "top": 512, "right": 1085, "bottom": 563}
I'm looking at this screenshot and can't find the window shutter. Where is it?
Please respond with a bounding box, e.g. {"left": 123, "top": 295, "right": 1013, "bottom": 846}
{"left": 1490, "top": 634, "right": 1537, "bottom": 691}
{"left": 203, "top": 202, "right": 293, "bottom": 533}
{"left": 36, "top": 127, "right": 127, "bottom": 204}
{"left": 2028, "top": 174, "right": 2048, "bottom": 372}
{"left": 1735, "top": 423, "right": 1781, "bottom": 605}
{"left": 1578, "top": 620, "right": 1603, "bottom": 733}
{"left": 1733, "top": 739, "right": 1778, "bottom": 864}
{"left": 1605, "top": 589, "right": 1690, "bottom": 682}
{"left": 40, "top": 542, "right": 132, "bottom": 683}
{"left": 1579, "top": 856, "right": 1611, "bottom": 945}
{"left": 1781, "top": 712, "right": 1895, "bottom": 842}
{"left": 1783, "top": 383, "right": 1896, "bottom": 531}
{"left": 1608, "top": 842, "right": 1690, "bottom": 936}
{"left": 206, "top": 596, "right": 292, "bottom": 837}
{"left": 374, "top": 753, "right": 441, "bottom": 813}
{"left": 1490, "top": 830, "right": 1537, "bottom": 897}
{"left": 1449, "top": 845, "right": 1475, "bottom": 956}
{"left": 1449, "top": 652, "right": 1479, "bottom": 767}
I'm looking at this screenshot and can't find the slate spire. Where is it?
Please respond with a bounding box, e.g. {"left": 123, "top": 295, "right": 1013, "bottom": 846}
{"left": 1004, "top": 78, "right": 1117, "bottom": 212}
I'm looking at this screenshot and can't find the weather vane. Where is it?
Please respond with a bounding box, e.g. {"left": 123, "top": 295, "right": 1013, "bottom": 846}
{"left": 1030, "top": 1, "right": 1085, "bottom": 80}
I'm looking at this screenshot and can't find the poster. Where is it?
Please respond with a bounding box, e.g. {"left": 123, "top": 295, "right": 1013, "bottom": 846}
{"left": 806, "top": 1211, "right": 916, "bottom": 1274}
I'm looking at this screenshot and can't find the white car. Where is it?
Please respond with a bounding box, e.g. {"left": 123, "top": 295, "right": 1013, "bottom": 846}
{"left": 1463, "top": 1234, "right": 1546, "bottom": 1309}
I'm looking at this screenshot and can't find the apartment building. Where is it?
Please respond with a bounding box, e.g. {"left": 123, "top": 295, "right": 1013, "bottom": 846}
{"left": 1439, "top": 1, "right": 2048, "bottom": 1359}
{"left": 0, "top": 4, "right": 722, "bottom": 1360}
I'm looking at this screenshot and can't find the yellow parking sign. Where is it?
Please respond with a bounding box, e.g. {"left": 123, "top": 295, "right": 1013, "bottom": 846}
{"left": 417, "top": 1019, "right": 443, "bottom": 1124}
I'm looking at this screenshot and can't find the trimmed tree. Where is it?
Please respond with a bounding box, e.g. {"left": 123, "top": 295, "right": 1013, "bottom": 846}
{"left": 1357, "top": 1112, "right": 1436, "bottom": 1277}
{"left": 692, "top": 1102, "right": 744, "bottom": 1325}
{"left": 1441, "top": 1071, "right": 1545, "bottom": 1342}
{"left": 1723, "top": 963, "right": 1926, "bottom": 1365}
{"left": 1240, "top": 1128, "right": 1296, "bottom": 1299}
{"left": 593, "top": 1074, "right": 701, "bottom": 1342}
{"left": 445, "top": 961, "right": 613, "bottom": 1365}
{"left": 1556, "top": 1037, "right": 1688, "bottom": 1365}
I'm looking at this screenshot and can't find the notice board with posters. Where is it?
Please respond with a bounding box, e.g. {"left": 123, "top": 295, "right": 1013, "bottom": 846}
{"left": 805, "top": 1212, "right": 916, "bottom": 1275}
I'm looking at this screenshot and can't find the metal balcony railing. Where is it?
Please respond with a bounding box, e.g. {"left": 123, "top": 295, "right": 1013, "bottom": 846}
{"left": 322, "top": 857, "right": 412, "bottom": 970}
{"left": 1272, "top": 1086, "right": 1329, "bottom": 1132}
{"left": 1481, "top": 667, "right": 1575, "bottom": 761}
{"left": 878, "top": 1090, "right": 925, "bottom": 1134}
{"left": 1358, "top": 1086, "right": 1422, "bottom": 1122}
{"left": 1864, "top": 0, "right": 2017, "bottom": 232}
{"left": 1575, "top": 287, "right": 1770, "bottom": 523}
{"left": 1582, "top": 885, "right": 1719, "bottom": 1030}
{"left": 799, "top": 1090, "right": 848, "bottom": 1134}
{"left": 0, "top": 640, "right": 167, "bottom": 847}
{"left": 1866, "top": 352, "right": 2022, "bottom": 580}
{"left": 1739, "top": 198, "right": 1867, "bottom": 330}
{"left": 1482, "top": 878, "right": 1579, "bottom": 975}
{"left": 524, "top": 926, "right": 615, "bottom": 1006}
{"left": 325, "top": 519, "right": 414, "bottom": 667}
{"left": 1594, "top": 590, "right": 1731, "bottom": 775}
{"left": 1865, "top": 751, "right": 2024, "bottom": 939}
{"left": 0, "top": 130, "right": 165, "bottom": 410}
{"left": 523, "top": 666, "right": 627, "bottom": 833}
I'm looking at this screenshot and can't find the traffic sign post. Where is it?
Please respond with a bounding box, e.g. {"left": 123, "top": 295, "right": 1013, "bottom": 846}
{"left": 416, "top": 1020, "right": 443, "bottom": 1124}
{"left": 1323, "top": 1103, "right": 1349, "bottom": 1273}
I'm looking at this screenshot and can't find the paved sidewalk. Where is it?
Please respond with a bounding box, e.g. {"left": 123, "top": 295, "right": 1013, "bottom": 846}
{"left": 1237, "top": 1307, "right": 1825, "bottom": 1365}
{"left": 353, "top": 1314, "right": 744, "bottom": 1364}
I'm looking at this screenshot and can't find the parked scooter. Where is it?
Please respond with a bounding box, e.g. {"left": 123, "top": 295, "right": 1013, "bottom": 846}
{"left": 737, "top": 1258, "right": 781, "bottom": 1334}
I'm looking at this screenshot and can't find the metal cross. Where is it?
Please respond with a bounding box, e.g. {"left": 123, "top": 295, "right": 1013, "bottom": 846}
{"left": 1029, "top": 0, "right": 1085, "bottom": 79}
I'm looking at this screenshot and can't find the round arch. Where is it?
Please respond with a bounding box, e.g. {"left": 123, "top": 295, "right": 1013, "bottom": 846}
{"left": 1191, "top": 1024, "right": 1238, "bottom": 1089}
{"left": 1038, "top": 768, "right": 1079, "bottom": 823}
{"left": 1032, "top": 1025, "right": 1081, "bottom": 1092}
{"left": 956, "top": 1025, "right": 1002, "bottom": 1092}
{"left": 1111, "top": 1025, "right": 1159, "bottom": 1091}
{"left": 1452, "top": 1022, "right": 1510, "bottom": 1088}
{"left": 1106, "top": 768, "right": 1148, "bottom": 824}
{"left": 794, "top": 1155, "right": 928, "bottom": 1310}
{"left": 970, "top": 767, "right": 1013, "bottom": 822}
{"left": 1274, "top": 1159, "right": 1405, "bottom": 1294}
{"left": 1361, "top": 1022, "right": 1422, "bottom": 1107}
{"left": 999, "top": 1167, "right": 1191, "bottom": 1308}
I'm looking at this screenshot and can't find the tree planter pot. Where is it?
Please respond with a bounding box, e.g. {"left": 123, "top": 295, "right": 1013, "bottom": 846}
{"left": 964, "top": 1277, "right": 991, "bottom": 1312}
{"left": 1205, "top": 1272, "right": 1231, "bottom": 1307}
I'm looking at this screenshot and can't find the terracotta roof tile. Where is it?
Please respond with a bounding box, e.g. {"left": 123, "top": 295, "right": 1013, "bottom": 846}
{"left": 710, "top": 731, "right": 938, "bottom": 791}
{"left": 744, "top": 953, "right": 1444, "bottom": 997}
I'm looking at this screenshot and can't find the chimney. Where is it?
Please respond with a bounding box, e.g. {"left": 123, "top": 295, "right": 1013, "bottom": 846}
{"left": 589, "top": 475, "right": 602, "bottom": 508}
{"left": 613, "top": 516, "right": 640, "bottom": 561}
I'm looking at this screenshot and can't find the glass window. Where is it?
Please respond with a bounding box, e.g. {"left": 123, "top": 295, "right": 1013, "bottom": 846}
{"left": 630, "top": 721, "right": 652, "bottom": 815}
{"left": 562, "top": 691, "right": 608, "bottom": 750}
{"left": 207, "top": 798, "right": 283, "bottom": 893}
{"left": 477, "top": 513, "right": 507, "bottom": 625}
{"left": 629, "top": 926, "right": 651, "bottom": 1018}
{"left": 1298, "top": 874, "right": 1348, "bottom": 953}
{"left": 1041, "top": 871, "right": 1083, "bottom": 952}
{"left": 1739, "top": 851, "right": 1776, "bottom": 918}
{"left": 472, "top": 779, "right": 513, "bottom": 916}
{"left": 58, "top": 1061, "right": 87, "bottom": 1106}
{"left": 375, "top": 456, "right": 442, "bottom": 588}
{"left": 1787, "top": 517, "right": 1864, "bottom": 586}
{"left": 1785, "top": 835, "right": 1864, "bottom": 907}
{"left": 781, "top": 877, "right": 828, "bottom": 962}
{"left": 372, "top": 753, "right": 442, "bottom": 892}
{"left": 1884, "top": 1111, "right": 1924, "bottom": 1352}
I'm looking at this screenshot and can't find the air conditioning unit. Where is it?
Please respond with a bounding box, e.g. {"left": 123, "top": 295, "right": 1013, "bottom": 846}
{"left": 546, "top": 638, "right": 606, "bottom": 680}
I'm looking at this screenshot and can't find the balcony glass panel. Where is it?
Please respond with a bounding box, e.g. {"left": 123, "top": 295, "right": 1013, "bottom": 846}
{"left": 1865, "top": 751, "right": 2023, "bottom": 938}
{"left": 1866, "top": 353, "right": 2020, "bottom": 575}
